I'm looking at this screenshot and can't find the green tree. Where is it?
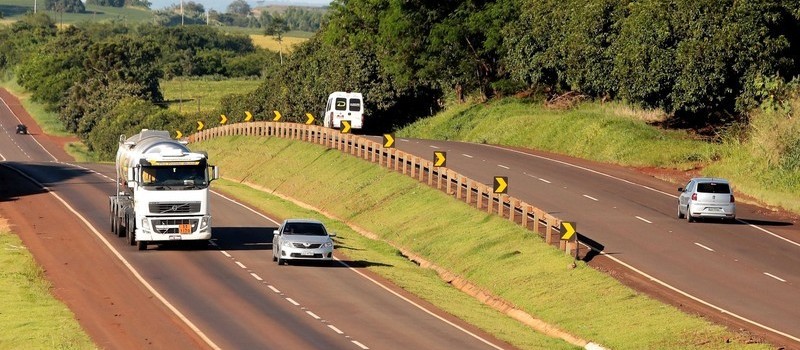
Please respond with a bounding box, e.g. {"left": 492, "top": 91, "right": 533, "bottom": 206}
{"left": 265, "top": 16, "right": 289, "bottom": 64}
{"left": 227, "top": 0, "right": 251, "bottom": 16}
{"left": 45, "top": 0, "right": 85, "bottom": 13}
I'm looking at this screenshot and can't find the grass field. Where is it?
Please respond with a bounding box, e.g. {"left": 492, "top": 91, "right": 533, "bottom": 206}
{"left": 0, "top": 221, "right": 94, "bottom": 349}
{"left": 160, "top": 78, "right": 262, "bottom": 116}
{"left": 196, "top": 136, "right": 771, "bottom": 350}
{"left": 249, "top": 33, "right": 308, "bottom": 52}
{"left": 0, "top": 1, "right": 154, "bottom": 24}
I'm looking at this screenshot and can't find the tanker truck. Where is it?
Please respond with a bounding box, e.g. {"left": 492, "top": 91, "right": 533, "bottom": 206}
{"left": 109, "top": 129, "right": 218, "bottom": 250}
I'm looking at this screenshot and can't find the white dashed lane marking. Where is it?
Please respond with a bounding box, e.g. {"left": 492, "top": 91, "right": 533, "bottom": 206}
{"left": 694, "top": 243, "right": 715, "bottom": 252}
{"left": 498, "top": 164, "right": 509, "bottom": 169}
{"left": 235, "top": 261, "right": 247, "bottom": 269}
{"left": 635, "top": 216, "right": 652, "bottom": 224}
{"left": 764, "top": 272, "right": 786, "bottom": 282}
{"left": 462, "top": 154, "right": 473, "bottom": 158}
{"left": 583, "top": 195, "right": 598, "bottom": 201}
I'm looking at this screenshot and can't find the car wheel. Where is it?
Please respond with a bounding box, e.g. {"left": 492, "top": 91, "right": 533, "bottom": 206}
{"left": 272, "top": 250, "right": 277, "bottom": 262}
{"left": 137, "top": 240, "right": 147, "bottom": 251}
{"left": 677, "top": 205, "right": 684, "bottom": 219}
{"left": 686, "top": 206, "right": 694, "bottom": 223}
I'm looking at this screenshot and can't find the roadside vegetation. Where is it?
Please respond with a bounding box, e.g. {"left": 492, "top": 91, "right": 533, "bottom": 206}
{"left": 0, "top": 221, "right": 94, "bottom": 349}
{"left": 195, "top": 136, "right": 771, "bottom": 350}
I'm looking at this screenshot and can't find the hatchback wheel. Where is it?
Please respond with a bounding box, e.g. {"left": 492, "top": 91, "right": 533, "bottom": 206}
{"left": 677, "top": 205, "right": 685, "bottom": 219}
{"left": 686, "top": 206, "right": 694, "bottom": 223}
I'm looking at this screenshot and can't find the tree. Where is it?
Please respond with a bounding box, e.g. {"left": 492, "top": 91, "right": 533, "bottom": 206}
{"left": 227, "top": 0, "right": 251, "bottom": 16}
{"left": 265, "top": 16, "right": 289, "bottom": 64}
{"left": 45, "top": 0, "right": 85, "bottom": 13}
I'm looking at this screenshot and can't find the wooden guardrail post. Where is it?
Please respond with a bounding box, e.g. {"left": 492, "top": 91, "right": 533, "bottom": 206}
{"left": 545, "top": 216, "right": 555, "bottom": 244}
{"left": 498, "top": 195, "right": 506, "bottom": 218}
{"left": 487, "top": 192, "right": 494, "bottom": 213}
{"left": 476, "top": 185, "right": 483, "bottom": 209}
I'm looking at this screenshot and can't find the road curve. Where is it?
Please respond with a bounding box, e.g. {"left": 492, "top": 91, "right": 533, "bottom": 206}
{"left": 386, "top": 137, "right": 800, "bottom": 347}
{"left": 0, "top": 94, "right": 515, "bottom": 349}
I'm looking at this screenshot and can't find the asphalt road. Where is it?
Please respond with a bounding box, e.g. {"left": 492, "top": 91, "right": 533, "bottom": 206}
{"left": 384, "top": 136, "right": 800, "bottom": 346}
{"left": 0, "top": 98, "right": 513, "bottom": 349}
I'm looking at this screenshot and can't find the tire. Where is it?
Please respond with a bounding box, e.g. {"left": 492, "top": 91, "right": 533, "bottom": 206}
{"left": 126, "top": 216, "right": 136, "bottom": 245}
{"left": 272, "top": 251, "right": 277, "bottom": 262}
{"left": 677, "top": 205, "right": 684, "bottom": 219}
{"left": 137, "top": 240, "right": 147, "bottom": 251}
{"left": 686, "top": 206, "right": 694, "bottom": 223}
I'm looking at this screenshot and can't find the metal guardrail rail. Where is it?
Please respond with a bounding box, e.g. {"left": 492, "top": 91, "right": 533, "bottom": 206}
{"left": 190, "top": 122, "right": 578, "bottom": 254}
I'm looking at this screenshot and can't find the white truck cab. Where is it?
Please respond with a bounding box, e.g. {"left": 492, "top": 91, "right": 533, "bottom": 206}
{"left": 324, "top": 92, "right": 364, "bottom": 130}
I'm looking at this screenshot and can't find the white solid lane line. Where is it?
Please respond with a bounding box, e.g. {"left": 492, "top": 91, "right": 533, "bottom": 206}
{"left": 583, "top": 195, "right": 599, "bottom": 201}
{"left": 694, "top": 242, "right": 715, "bottom": 252}
{"left": 764, "top": 272, "right": 787, "bottom": 283}
{"left": 635, "top": 216, "right": 652, "bottom": 224}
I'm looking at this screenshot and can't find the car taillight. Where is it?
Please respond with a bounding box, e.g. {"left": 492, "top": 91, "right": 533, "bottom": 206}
{"left": 730, "top": 194, "right": 735, "bottom": 203}
{"left": 691, "top": 193, "right": 697, "bottom": 201}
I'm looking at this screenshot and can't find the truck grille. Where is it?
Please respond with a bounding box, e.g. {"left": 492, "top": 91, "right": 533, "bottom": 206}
{"left": 151, "top": 219, "right": 199, "bottom": 234}
{"left": 149, "top": 202, "right": 201, "bottom": 214}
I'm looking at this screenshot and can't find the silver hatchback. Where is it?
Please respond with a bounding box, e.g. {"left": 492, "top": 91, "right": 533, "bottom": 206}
{"left": 272, "top": 219, "right": 336, "bottom": 265}
{"left": 678, "top": 178, "right": 736, "bottom": 222}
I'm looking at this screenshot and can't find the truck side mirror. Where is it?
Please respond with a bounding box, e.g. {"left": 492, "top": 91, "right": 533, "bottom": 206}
{"left": 209, "top": 165, "right": 219, "bottom": 182}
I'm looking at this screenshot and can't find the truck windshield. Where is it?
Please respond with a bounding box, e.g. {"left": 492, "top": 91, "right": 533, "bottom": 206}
{"left": 141, "top": 165, "right": 207, "bottom": 189}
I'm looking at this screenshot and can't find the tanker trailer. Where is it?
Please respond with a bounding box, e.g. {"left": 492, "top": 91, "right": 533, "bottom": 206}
{"left": 109, "top": 129, "right": 219, "bottom": 250}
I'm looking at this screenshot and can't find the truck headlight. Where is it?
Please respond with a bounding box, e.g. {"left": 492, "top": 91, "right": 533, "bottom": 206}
{"left": 141, "top": 218, "right": 151, "bottom": 233}
{"left": 199, "top": 216, "right": 211, "bottom": 232}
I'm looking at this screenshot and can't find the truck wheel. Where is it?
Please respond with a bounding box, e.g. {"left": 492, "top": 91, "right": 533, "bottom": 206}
{"left": 137, "top": 241, "right": 147, "bottom": 251}
{"left": 126, "top": 217, "right": 136, "bottom": 245}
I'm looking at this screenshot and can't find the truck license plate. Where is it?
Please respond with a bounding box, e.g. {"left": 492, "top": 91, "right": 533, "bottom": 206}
{"left": 179, "top": 224, "right": 192, "bottom": 234}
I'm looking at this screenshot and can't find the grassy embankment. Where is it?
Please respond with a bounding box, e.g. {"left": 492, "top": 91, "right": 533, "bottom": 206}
{"left": 0, "top": 221, "right": 94, "bottom": 349}
{"left": 399, "top": 98, "right": 800, "bottom": 215}
{"left": 196, "top": 135, "right": 770, "bottom": 350}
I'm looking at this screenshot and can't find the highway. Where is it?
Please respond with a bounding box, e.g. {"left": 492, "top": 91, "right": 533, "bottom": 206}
{"left": 385, "top": 136, "right": 800, "bottom": 345}
{"left": 0, "top": 95, "right": 513, "bottom": 349}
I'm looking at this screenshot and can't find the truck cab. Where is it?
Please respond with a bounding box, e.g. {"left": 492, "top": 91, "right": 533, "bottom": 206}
{"left": 323, "top": 92, "right": 364, "bottom": 130}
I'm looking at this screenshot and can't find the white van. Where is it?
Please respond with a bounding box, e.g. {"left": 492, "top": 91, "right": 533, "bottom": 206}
{"left": 324, "top": 92, "right": 364, "bottom": 130}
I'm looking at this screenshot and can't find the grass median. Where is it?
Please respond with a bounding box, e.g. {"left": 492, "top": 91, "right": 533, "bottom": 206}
{"left": 197, "top": 135, "right": 769, "bottom": 350}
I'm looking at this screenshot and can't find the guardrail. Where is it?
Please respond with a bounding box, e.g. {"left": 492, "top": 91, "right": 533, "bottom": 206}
{"left": 190, "top": 122, "right": 579, "bottom": 256}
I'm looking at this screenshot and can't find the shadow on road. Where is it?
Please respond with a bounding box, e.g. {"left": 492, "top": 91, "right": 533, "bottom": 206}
{"left": 0, "top": 162, "right": 95, "bottom": 202}
{"left": 210, "top": 226, "right": 277, "bottom": 251}
{"left": 578, "top": 233, "right": 606, "bottom": 263}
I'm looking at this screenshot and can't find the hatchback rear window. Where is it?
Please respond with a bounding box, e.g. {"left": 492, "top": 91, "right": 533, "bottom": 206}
{"left": 696, "top": 182, "right": 731, "bottom": 194}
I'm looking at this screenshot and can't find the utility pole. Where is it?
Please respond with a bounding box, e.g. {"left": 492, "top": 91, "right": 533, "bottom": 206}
{"left": 34, "top": 0, "right": 37, "bottom": 13}
{"left": 180, "top": 0, "right": 184, "bottom": 26}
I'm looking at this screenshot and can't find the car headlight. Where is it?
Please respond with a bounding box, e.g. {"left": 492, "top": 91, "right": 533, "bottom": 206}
{"left": 282, "top": 241, "right": 294, "bottom": 248}
{"left": 322, "top": 241, "right": 333, "bottom": 248}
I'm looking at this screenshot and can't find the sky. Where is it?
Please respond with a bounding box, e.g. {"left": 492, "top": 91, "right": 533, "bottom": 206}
{"left": 147, "top": 0, "right": 332, "bottom": 12}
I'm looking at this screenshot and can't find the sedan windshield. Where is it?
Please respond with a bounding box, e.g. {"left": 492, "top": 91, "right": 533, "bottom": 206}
{"left": 283, "top": 223, "right": 327, "bottom": 236}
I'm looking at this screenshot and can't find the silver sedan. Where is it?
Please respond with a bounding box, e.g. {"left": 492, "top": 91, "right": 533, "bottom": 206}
{"left": 272, "top": 219, "right": 336, "bottom": 265}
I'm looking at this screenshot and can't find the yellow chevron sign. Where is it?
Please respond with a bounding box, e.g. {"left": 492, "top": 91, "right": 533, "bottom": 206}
{"left": 196, "top": 121, "right": 204, "bottom": 131}
{"left": 273, "top": 111, "right": 282, "bottom": 121}
{"left": 305, "top": 113, "right": 315, "bottom": 125}
{"left": 560, "top": 222, "right": 577, "bottom": 241}
{"left": 220, "top": 114, "right": 227, "bottom": 124}
{"left": 493, "top": 176, "right": 508, "bottom": 194}
{"left": 245, "top": 111, "right": 253, "bottom": 122}
{"left": 341, "top": 120, "right": 351, "bottom": 133}
{"left": 433, "top": 151, "right": 446, "bottom": 167}
{"left": 175, "top": 130, "right": 183, "bottom": 139}
{"left": 383, "top": 133, "right": 395, "bottom": 148}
